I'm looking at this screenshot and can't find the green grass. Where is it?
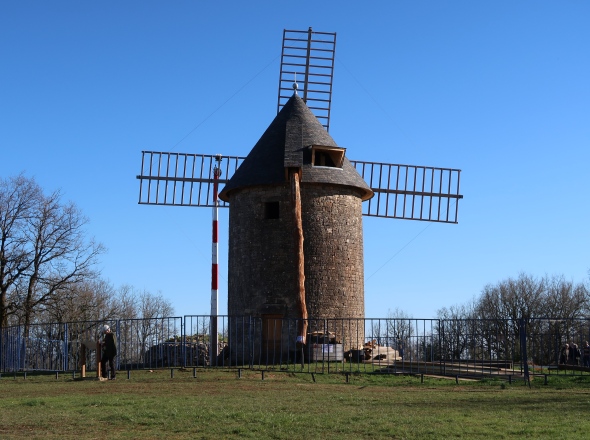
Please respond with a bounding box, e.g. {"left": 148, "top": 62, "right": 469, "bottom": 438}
{"left": 1, "top": 369, "right": 590, "bottom": 439}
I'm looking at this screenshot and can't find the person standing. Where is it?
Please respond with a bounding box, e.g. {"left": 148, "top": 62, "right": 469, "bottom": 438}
{"left": 101, "top": 325, "right": 117, "bottom": 380}
{"left": 572, "top": 343, "right": 581, "bottom": 366}
{"left": 560, "top": 343, "right": 569, "bottom": 364}
{"left": 583, "top": 342, "right": 590, "bottom": 368}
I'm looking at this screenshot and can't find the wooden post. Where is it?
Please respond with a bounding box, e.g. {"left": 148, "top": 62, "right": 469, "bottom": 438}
{"left": 80, "top": 344, "right": 87, "bottom": 378}
{"left": 290, "top": 169, "right": 307, "bottom": 346}
{"left": 96, "top": 341, "right": 102, "bottom": 379}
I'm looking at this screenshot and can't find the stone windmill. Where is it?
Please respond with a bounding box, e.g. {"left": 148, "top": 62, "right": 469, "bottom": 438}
{"left": 137, "top": 29, "right": 463, "bottom": 360}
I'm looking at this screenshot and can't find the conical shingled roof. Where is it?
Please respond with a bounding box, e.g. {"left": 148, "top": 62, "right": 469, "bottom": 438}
{"left": 218, "top": 93, "right": 373, "bottom": 202}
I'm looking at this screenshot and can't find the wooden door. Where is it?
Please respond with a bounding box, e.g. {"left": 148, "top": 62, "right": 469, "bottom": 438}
{"left": 262, "top": 314, "right": 283, "bottom": 360}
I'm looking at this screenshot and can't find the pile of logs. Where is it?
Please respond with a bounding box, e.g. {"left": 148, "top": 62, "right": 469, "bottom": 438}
{"left": 344, "top": 340, "right": 401, "bottom": 363}
{"left": 143, "top": 341, "right": 212, "bottom": 367}
{"left": 187, "top": 341, "right": 211, "bottom": 366}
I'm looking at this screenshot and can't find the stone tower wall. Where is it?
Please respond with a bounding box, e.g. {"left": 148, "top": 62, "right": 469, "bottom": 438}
{"left": 300, "top": 184, "right": 365, "bottom": 349}
{"left": 227, "top": 183, "right": 366, "bottom": 355}
{"left": 227, "top": 184, "right": 298, "bottom": 319}
{"left": 300, "top": 184, "right": 365, "bottom": 320}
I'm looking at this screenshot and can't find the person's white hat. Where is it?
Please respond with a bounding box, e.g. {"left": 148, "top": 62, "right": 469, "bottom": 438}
{"left": 103, "top": 325, "right": 110, "bottom": 333}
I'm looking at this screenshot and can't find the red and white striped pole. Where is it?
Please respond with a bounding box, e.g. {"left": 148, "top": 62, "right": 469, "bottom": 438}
{"left": 211, "top": 154, "right": 222, "bottom": 364}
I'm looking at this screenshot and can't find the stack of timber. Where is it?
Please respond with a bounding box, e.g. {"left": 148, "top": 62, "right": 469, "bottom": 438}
{"left": 344, "top": 340, "right": 401, "bottom": 363}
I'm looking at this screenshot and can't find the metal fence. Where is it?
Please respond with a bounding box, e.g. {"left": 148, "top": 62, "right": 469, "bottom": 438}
{"left": 2, "top": 316, "right": 589, "bottom": 379}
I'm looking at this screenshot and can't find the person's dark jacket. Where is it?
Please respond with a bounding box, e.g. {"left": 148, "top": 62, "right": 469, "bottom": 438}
{"left": 103, "top": 332, "right": 117, "bottom": 358}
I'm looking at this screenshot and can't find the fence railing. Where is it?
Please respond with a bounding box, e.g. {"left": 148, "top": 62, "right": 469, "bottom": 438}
{"left": 1, "top": 316, "right": 589, "bottom": 379}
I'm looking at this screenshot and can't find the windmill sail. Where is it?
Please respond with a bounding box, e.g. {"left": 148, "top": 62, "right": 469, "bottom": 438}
{"left": 137, "top": 151, "right": 242, "bottom": 207}
{"left": 277, "top": 28, "right": 336, "bottom": 131}
{"left": 137, "top": 151, "right": 462, "bottom": 223}
{"left": 350, "top": 160, "right": 462, "bottom": 224}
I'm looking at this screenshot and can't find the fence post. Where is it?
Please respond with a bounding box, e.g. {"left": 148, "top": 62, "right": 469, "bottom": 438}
{"left": 182, "top": 317, "right": 187, "bottom": 369}
{"left": 249, "top": 316, "right": 254, "bottom": 369}
{"left": 116, "top": 320, "right": 121, "bottom": 373}
{"left": 519, "top": 317, "right": 530, "bottom": 384}
{"left": 63, "top": 322, "right": 69, "bottom": 372}
{"left": 80, "top": 343, "right": 86, "bottom": 378}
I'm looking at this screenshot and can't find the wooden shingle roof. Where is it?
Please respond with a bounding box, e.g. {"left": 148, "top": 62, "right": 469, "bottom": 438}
{"left": 219, "top": 93, "right": 373, "bottom": 202}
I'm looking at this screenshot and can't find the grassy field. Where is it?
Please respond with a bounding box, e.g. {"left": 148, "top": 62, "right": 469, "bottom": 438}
{"left": 1, "top": 369, "right": 590, "bottom": 439}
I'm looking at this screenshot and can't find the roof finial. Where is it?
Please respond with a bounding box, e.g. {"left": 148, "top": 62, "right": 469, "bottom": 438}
{"left": 293, "top": 72, "right": 298, "bottom": 95}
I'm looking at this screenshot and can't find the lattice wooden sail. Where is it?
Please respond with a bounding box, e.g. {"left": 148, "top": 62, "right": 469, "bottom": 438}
{"left": 137, "top": 151, "right": 462, "bottom": 223}
{"left": 137, "top": 152, "right": 241, "bottom": 208}
{"left": 350, "top": 160, "right": 462, "bottom": 223}
{"left": 277, "top": 28, "right": 336, "bottom": 131}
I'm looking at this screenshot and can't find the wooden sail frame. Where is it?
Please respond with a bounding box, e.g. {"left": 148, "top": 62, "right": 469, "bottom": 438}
{"left": 137, "top": 151, "right": 463, "bottom": 223}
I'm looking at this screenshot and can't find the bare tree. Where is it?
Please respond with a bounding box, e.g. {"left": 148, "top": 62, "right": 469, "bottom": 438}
{"left": 542, "top": 275, "right": 588, "bottom": 319}
{"left": 40, "top": 278, "right": 118, "bottom": 324}
{"left": 536, "top": 276, "right": 589, "bottom": 363}
{"left": 436, "top": 302, "right": 477, "bottom": 360}
{"left": 111, "top": 285, "right": 174, "bottom": 320}
{"left": 134, "top": 288, "right": 176, "bottom": 349}
{"left": 137, "top": 289, "right": 174, "bottom": 319}
{"left": 0, "top": 175, "right": 42, "bottom": 326}
{"left": 384, "top": 308, "right": 414, "bottom": 359}
{"left": 16, "top": 187, "right": 104, "bottom": 335}
{"left": 111, "top": 285, "right": 176, "bottom": 365}
{"left": 475, "top": 273, "right": 588, "bottom": 321}
{"left": 476, "top": 273, "right": 545, "bottom": 322}
{"left": 112, "top": 284, "right": 138, "bottom": 320}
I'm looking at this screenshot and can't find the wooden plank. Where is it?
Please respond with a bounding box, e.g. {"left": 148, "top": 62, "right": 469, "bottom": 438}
{"left": 290, "top": 169, "right": 307, "bottom": 344}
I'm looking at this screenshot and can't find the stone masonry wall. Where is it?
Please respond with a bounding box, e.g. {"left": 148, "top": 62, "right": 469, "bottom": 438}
{"left": 227, "top": 184, "right": 298, "bottom": 319}
{"left": 227, "top": 182, "right": 366, "bottom": 354}
{"left": 300, "top": 184, "right": 365, "bottom": 321}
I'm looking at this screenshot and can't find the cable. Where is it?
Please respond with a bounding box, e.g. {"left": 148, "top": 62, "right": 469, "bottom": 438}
{"left": 151, "top": 56, "right": 283, "bottom": 288}
{"left": 366, "top": 222, "right": 433, "bottom": 280}
{"left": 337, "top": 56, "right": 461, "bottom": 280}
{"left": 366, "top": 198, "right": 459, "bottom": 280}
{"left": 336, "top": 57, "right": 421, "bottom": 151}
{"left": 168, "top": 54, "right": 280, "bottom": 152}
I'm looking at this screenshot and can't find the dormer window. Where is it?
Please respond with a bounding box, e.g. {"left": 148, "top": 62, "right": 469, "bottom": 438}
{"left": 311, "top": 145, "right": 345, "bottom": 168}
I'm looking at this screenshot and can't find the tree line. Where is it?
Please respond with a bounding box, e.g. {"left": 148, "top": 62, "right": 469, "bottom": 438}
{"left": 437, "top": 272, "right": 589, "bottom": 322}
{"left": 0, "top": 175, "right": 173, "bottom": 335}
{"left": 381, "top": 274, "right": 590, "bottom": 364}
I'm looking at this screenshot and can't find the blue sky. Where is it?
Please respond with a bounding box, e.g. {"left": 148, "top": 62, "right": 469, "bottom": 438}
{"left": 2, "top": 1, "right": 589, "bottom": 319}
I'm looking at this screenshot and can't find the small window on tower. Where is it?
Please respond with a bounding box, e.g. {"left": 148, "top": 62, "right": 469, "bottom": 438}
{"left": 311, "top": 145, "right": 345, "bottom": 168}
{"left": 265, "top": 201, "right": 280, "bottom": 219}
